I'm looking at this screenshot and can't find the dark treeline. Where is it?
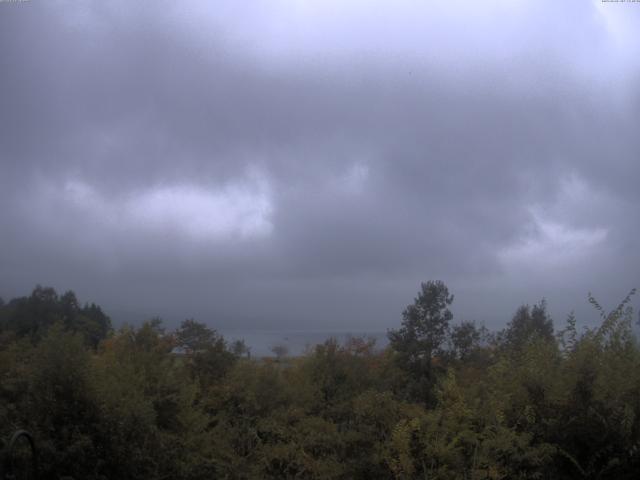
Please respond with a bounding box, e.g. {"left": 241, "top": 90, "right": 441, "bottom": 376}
{"left": 1, "top": 282, "right": 639, "bottom": 479}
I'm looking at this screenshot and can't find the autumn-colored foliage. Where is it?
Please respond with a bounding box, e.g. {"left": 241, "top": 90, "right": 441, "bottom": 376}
{"left": 1, "top": 284, "right": 639, "bottom": 479}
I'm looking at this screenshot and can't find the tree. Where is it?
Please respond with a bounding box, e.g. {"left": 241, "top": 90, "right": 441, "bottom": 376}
{"left": 450, "top": 320, "right": 482, "bottom": 361}
{"left": 0, "top": 287, "right": 111, "bottom": 348}
{"left": 503, "top": 299, "right": 554, "bottom": 350}
{"left": 388, "top": 280, "right": 454, "bottom": 403}
{"left": 174, "top": 319, "right": 236, "bottom": 388}
{"left": 77, "top": 302, "right": 112, "bottom": 348}
{"left": 271, "top": 343, "right": 289, "bottom": 362}
{"left": 231, "top": 339, "right": 251, "bottom": 358}
{"left": 10, "top": 285, "right": 60, "bottom": 339}
{"left": 28, "top": 323, "right": 101, "bottom": 479}
{"left": 175, "top": 319, "right": 219, "bottom": 353}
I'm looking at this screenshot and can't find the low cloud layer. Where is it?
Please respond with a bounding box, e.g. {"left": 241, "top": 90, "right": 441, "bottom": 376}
{"left": 1, "top": 0, "right": 639, "bottom": 331}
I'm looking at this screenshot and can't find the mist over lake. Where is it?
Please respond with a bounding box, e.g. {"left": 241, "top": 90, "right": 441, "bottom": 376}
{"left": 222, "top": 329, "right": 389, "bottom": 357}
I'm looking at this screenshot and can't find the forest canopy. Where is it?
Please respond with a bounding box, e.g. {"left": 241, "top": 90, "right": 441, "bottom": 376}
{"left": 1, "top": 282, "right": 639, "bottom": 479}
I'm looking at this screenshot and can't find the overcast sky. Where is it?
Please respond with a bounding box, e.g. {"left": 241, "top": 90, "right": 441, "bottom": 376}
{"left": 1, "top": 0, "right": 639, "bottom": 332}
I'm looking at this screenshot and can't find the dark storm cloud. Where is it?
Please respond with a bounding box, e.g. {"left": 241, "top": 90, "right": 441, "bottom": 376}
{"left": 1, "top": 0, "right": 639, "bottom": 330}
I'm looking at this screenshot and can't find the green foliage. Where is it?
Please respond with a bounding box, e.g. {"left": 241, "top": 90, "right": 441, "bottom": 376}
{"left": 450, "top": 320, "right": 485, "bottom": 361}
{"left": 0, "top": 285, "right": 111, "bottom": 348}
{"left": 175, "top": 318, "right": 238, "bottom": 390}
{"left": 388, "top": 280, "right": 454, "bottom": 404}
{"left": 1, "top": 283, "right": 640, "bottom": 479}
{"left": 502, "top": 299, "right": 555, "bottom": 351}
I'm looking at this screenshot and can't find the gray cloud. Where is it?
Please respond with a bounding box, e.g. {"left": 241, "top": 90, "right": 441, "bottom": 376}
{"left": 1, "top": 0, "right": 639, "bottom": 332}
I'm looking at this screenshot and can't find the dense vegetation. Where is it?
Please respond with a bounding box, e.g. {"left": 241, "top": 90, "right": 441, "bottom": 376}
{"left": 1, "top": 282, "right": 639, "bottom": 479}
